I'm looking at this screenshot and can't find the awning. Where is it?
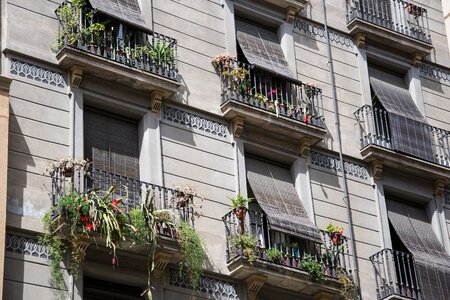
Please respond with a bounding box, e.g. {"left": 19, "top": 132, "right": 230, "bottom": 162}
{"left": 245, "top": 157, "right": 321, "bottom": 243}
{"left": 369, "top": 67, "right": 435, "bottom": 162}
{"left": 387, "top": 200, "right": 450, "bottom": 300}
{"left": 235, "top": 20, "right": 293, "bottom": 79}
{"left": 89, "top": 0, "right": 148, "bottom": 30}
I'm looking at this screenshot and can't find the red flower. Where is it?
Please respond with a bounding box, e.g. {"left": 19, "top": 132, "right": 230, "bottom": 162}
{"left": 113, "top": 199, "right": 119, "bottom": 205}
{"left": 304, "top": 116, "right": 310, "bottom": 123}
{"left": 83, "top": 197, "right": 87, "bottom": 202}
{"left": 112, "top": 257, "right": 116, "bottom": 266}
{"left": 86, "top": 223, "right": 93, "bottom": 231}
{"left": 80, "top": 216, "right": 88, "bottom": 223}
{"left": 134, "top": 227, "right": 139, "bottom": 235}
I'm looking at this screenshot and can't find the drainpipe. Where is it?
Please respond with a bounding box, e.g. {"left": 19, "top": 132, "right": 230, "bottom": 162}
{"left": 321, "top": 0, "right": 361, "bottom": 297}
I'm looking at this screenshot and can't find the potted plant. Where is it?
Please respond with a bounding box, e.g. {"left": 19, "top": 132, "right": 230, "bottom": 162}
{"left": 231, "top": 233, "right": 258, "bottom": 263}
{"left": 303, "top": 82, "right": 318, "bottom": 99}
{"left": 326, "top": 223, "right": 345, "bottom": 246}
{"left": 229, "top": 193, "right": 252, "bottom": 221}
{"left": 211, "top": 54, "right": 234, "bottom": 71}
{"left": 301, "top": 254, "right": 324, "bottom": 280}
{"left": 265, "top": 247, "right": 283, "bottom": 264}
{"left": 44, "top": 158, "right": 89, "bottom": 177}
{"left": 405, "top": 3, "right": 423, "bottom": 17}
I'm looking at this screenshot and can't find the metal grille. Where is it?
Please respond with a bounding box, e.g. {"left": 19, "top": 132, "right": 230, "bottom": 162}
{"left": 245, "top": 157, "right": 321, "bottom": 243}
{"left": 5, "top": 233, "right": 51, "bottom": 259}
{"left": 387, "top": 200, "right": 450, "bottom": 300}
{"left": 88, "top": 0, "right": 146, "bottom": 30}
{"left": 235, "top": 20, "right": 293, "bottom": 79}
{"left": 84, "top": 109, "right": 139, "bottom": 180}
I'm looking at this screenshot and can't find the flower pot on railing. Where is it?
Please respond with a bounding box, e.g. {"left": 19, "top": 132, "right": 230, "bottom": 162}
{"left": 177, "top": 192, "right": 192, "bottom": 208}
{"left": 62, "top": 167, "right": 74, "bottom": 177}
{"left": 233, "top": 206, "right": 247, "bottom": 222}
{"left": 329, "top": 232, "right": 344, "bottom": 246}
{"left": 405, "top": 3, "right": 423, "bottom": 17}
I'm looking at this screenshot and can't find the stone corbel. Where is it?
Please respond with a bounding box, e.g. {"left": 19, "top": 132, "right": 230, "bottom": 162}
{"left": 70, "top": 65, "right": 84, "bottom": 88}
{"left": 246, "top": 275, "right": 267, "bottom": 300}
{"left": 412, "top": 52, "right": 422, "bottom": 68}
{"left": 231, "top": 116, "right": 244, "bottom": 138}
{"left": 152, "top": 252, "right": 173, "bottom": 279}
{"left": 299, "top": 137, "right": 312, "bottom": 158}
{"left": 150, "top": 91, "right": 164, "bottom": 113}
{"left": 355, "top": 33, "right": 365, "bottom": 48}
{"left": 372, "top": 160, "right": 383, "bottom": 181}
{"left": 286, "top": 6, "right": 297, "bottom": 23}
{"left": 434, "top": 178, "right": 447, "bottom": 198}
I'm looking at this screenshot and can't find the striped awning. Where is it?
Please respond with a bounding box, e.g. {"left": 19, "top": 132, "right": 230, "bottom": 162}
{"left": 387, "top": 200, "right": 450, "bottom": 300}
{"left": 369, "top": 67, "right": 435, "bottom": 162}
{"left": 236, "top": 19, "right": 293, "bottom": 79}
{"left": 89, "top": 0, "right": 147, "bottom": 30}
{"left": 246, "top": 157, "right": 321, "bottom": 243}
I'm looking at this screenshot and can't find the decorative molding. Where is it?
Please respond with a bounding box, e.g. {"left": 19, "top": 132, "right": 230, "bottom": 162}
{"left": 169, "top": 269, "right": 239, "bottom": 299}
{"left": 10, "top": 59, "right": 66, "bottom": 88}
{"left": 372, "top": 160, "right": 383, "bottom": 181}
{"left": 286, "top": 6, "right": 297, "bottom": 23}
{"left": 444, "top": 191, "right": 450, "bottom": 207}
{"left": 70, "top": 65, "right": 84, "bottom": 88}
{"left": 5, "top": 233, "right": 51, "bottom": 259}
{"left": 310, "top": 151, "right": 369, "bottom": 180}
{"left": 412, "top": 52, "right": 422, "bottom": 68}
{"left": 294, "top": 18, "right": 354, "bottom": 49}
{"left": 355, "top": 33, "right": 365, "bottom": 48}
{"left": 299, "top": 137, "right": 312, "bottom": 158}
{"left": 420, "top": 63, "right": 450, "bottom": 84}
{"left": 162, "top": 105, "right": 228, "bottom": 138}
{"left": 246, "top": 275, "right": 266, "bottom": 300}
{"left": 231, "top": 116, "right": 244, "bottom": 137}
{"left": 150, "top": 91, "right": 164, "bottom": 113}
{"left": 153, "top": 252, "right": 173, "bottom": 279}
{"left": 434, "top": 178, "right": 447, "bottom": 198}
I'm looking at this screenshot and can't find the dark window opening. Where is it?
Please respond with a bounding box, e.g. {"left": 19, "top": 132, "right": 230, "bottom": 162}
{"left": 83, "top": 276, "right": 145, "bottom": 300}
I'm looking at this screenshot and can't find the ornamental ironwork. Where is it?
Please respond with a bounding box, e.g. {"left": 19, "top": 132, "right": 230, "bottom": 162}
{"left": 10, "top": 59, "right": 66, "bottom": 88}
{"left": 310, "top": 151, "right": 369, "bottom": 180}
{"left": 294, "top": 18, "right": 354, "bottom": 49}
{"left": 169, "top": 269, "right": 239, "bottom": 299}
{"left": 162, "top": 105, "right": 228, "bottom": 138}
{"left": 420, "top": 64, "right": 450, "bottom": 84}
{"left": 5, "top": 233, "right": 51, "bottom": 259}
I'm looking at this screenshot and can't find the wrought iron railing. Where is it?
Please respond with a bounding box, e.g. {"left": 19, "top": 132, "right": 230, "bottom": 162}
{"left": 346, "top": 0, "right": 431, "bottom": 43}
{"left": 51, "top": 166, "right": 194, "bottom": 233}
{"left": 220, "top": 60, "right": 325, "bottom": 127}
{"left": 56, "top": 1, "right": 178, "bottom": 80}
{"left": 370, "top": 248, "right": 422, "bottom": 299}
{"left": 222, "top": 209, "right": 351, "bottom": 278}
{"left": 355, "top": 105, "right": 450, "bottom": 167}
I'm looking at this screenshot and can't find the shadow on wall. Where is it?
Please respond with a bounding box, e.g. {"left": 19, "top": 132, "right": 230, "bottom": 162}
{"left": 173, "top": 74, "right": 191, "bottom": 106}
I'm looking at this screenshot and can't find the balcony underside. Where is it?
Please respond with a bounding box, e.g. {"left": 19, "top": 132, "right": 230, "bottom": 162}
{"left": 221, "top": 99, "right": 327, "bottom": 144}
{"left": 57, "top": 46, "right": 180, "bottom": 96}
{"left": 347, "top": 18, "right": 433, "bottom": 56}
{"left": 361, "top": 144, "right": 450, "bottom": 180}
{"left": 228, "top": 256, "right": 341, "bottom": 297}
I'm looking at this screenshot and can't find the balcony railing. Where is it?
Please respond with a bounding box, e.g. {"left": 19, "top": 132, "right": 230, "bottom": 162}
{"left": 370, "top": 248, "right": 422, "bottom": 300}
{"left": 346, "top": 0, "right": 430, "bottom": 43}
{"left": 223, "top": 209, "right": 351, "bottom": 278}
{"left": 220, "top": 60, "right": 325, "bottom": 128}
{"left": 56, "top": 2, "right": 178, "bottom": 80}
{"left": 355, "top": 105, "right": 450, "bottom": 167}
{"left": 51, "top": 167, "right": 194, "bottom": 233}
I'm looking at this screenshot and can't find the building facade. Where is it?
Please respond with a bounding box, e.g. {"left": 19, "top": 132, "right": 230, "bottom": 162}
{"left": 1, "top": 0, "right": 450, "bottom": 299}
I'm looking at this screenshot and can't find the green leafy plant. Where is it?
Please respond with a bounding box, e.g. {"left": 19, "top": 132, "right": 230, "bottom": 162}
{"left": 228, "top": 193, "right": 252, "bottom": 210}
{"left": 222, "top": 67, "right": 250, "bottom": 92}
{"left": 178, "top": 222, "right": 205, "bottom": 289}
{"left": 54, "top": 0, "right": 86, "bottom": 50}
{"left": 143, "top": 39, "right": 176, "bottom": 68}
{"left": 266, "top": 248, "right": 283, "bottom": 264}
{"left": 231, "top": 233, "right": 258, "bottom": 263}
{"left": 301, "top": 254, "right": 324, "bottom": 281}
{"left": 326, "top": 223, "right": 344, "bottom": 234}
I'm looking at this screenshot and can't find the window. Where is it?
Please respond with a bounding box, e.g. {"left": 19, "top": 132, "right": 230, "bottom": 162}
{"left": 84, "top": 276, "right": 144, "bottom": 299}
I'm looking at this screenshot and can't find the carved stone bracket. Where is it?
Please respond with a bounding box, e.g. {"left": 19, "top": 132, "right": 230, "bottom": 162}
{"left": 412, "top": 52, "right": 422, "bottom": 67}
{"left": 355, "top": 33, "right": 366, "bottom": 48}
{"left": 286, "top": 6, "right": 297, "bottom": 23}
{"left": 245, "top": 275, "right": 267, "bottom": 300}
{"left": 70, "top": 65, "right": 84, "bottom": 88}
{"left": 372, "top": 160, "right": 383, "bottom": 181}
{"left": 299, "top": 137, "right": 312, "bottom": 158}
{"left": 153, "top": 252, "right": 173, "bottom": 279}
{"left": 150, "top": 91, "right": 164, "bottom": 113}
{"left": 231, "top": 116, "right": 244, "bottom": 138}
{"left": 434, "top": 178, "right": 448, "bottom": 198}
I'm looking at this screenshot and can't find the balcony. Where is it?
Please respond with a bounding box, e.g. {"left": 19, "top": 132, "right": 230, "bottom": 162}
{"left": 55, "top": 1, "right": 179, "bottom": 105}
{"left": 51, "top": 166, "right": 194, "bottom": 260}
{"left": 355, "top": 105, "right": 450, "bottom": 179}
{"left": 370, "top": 249, "right": 422, "bottom": 300}
{"left": 222, "top": 210, "right": 353, "bottom": 299}
{"left": 220, "top": 60, "right": 327, "bottom": 147}
{"left": 346, "top": 0, "right": 432, "bottom": 57}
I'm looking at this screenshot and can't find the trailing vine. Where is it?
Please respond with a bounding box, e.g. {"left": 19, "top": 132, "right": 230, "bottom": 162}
{"left": 178, "top": 222, "right": 205, "bottom": 289}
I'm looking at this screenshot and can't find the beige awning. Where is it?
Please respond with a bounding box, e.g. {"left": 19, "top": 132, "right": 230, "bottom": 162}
{"left": 89, "top": 0, "right": 148, "bottom": 30}
{"left": 246, "top": 157, "right": 321, "bottom": 243}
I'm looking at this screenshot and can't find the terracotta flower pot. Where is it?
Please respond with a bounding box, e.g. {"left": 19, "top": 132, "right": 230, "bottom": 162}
{"left": 234, "top": 206, "right": 247, "bottom": 222}
{"left": 330, "top": 232, "right": 343, "bottom": 246}
{"left": 62, "top": 167, "right": 74, "bottom": 177}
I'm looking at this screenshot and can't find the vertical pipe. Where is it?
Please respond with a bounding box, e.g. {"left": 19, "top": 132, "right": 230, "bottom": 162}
{"left": 322, "top": 0, "right": 361, "bottom": 297}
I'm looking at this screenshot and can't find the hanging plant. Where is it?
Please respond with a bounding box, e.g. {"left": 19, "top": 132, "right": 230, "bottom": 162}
{"left": 178, "top": 222, "right": 205, "bottom": 289}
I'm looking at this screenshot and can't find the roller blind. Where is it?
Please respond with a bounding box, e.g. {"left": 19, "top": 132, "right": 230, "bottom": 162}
{"left": 84, "top": 109, "right": 139, "bottom": 180}
{"left": 88, "top": 0, "right": 147, "bottom": 30}
{"left": 245, "top": 157, "right": 321, "bottom": 243}
{"left": 387, "top": 200, "right": 450, "bottom": 300}
{"left": 235, "top": 19, "right": 293, "bottom": 79}
{"left": 369, "top": 67, "right": 435, "bottom": 162}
